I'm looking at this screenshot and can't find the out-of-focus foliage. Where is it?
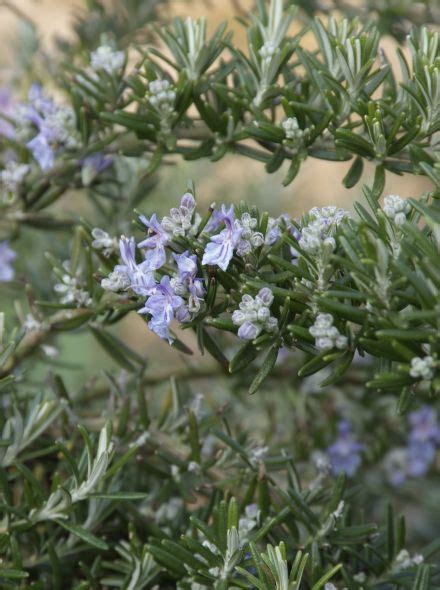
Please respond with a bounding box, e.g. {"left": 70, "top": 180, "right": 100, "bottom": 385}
{"left": 1, "top": 369, "right": 439, "bottom": 588}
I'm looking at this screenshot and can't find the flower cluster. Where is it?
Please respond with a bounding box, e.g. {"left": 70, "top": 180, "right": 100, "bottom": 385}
{"left": 14, "top": 84, "right": 79, "bottom": 170}
{"left": 326, "top": 421, "right": 364, "bottom": 477}
{"left": 232, "top": 289, "right": 278, "bottom": 340}
{"left": 90, "top": 45, "right": 125, "bottom": 74}
{"left": 102, "top": 194, "right": 206, "bottom": 342}
{"left": 298, "top": 206, "right": 348, "bottom": 254}
{"left": 309, "top": 313, "right": 348, "bottom": 351}
{"left": 382, "top": 194, "right": 411, "bottom": 226}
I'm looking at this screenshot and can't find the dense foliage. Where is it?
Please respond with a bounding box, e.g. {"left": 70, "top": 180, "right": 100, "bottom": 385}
{"left": 0, "top": 0, "right": 439, "bottom": 588}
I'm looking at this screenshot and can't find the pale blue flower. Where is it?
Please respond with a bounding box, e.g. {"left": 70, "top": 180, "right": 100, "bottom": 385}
{"left": 116, "top": 236, "right": 155, "bottom": 295}
{"left": 138, "top": 214, "right": 170, "bottom": 271}
{"left": 27, "top": 134, "right": 54, "bottom": 171}
{"left": 405, "top": 406, "right": 439, "bottom": 478}
{"left": 407, "top": 441, "right": 436, "bottom": 477}
{"left": 408, "top": 406, "right": 440, "bottom": 445}
{"left": 173, "top": 251, "right": 198, "bottom": 282}
{"left": 22, "top": 84, "right": 78, "bottom": 171}
{"left": 0, "top": 240, "right": 16, "bottom": 281}
{"left": 202, "top": 205, "right": 242, "bottom": 271}
{"left": 138, "top": 275, "right": 184, "bottom": 342}
{"left": 327, "top": 421, "right": 364, "bottom": 477}
{"left": 80, "top": 153, "right": 113, "bottom": 186}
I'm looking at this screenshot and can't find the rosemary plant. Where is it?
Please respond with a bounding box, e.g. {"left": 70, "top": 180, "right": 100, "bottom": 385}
{"left": 0, "top": 0, "right": 439, "bottom": 588}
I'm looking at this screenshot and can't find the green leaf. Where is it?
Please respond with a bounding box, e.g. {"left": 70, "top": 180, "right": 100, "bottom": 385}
{"left": 372, "top": 164, "right": 385, "bottom": 198}
{"left": 0, "top": 569, "right": 29, "bottom": 580}
{"left": 229, "top": 341, "right": 258, "bottom": 373}
{"left": 249, "top": 345, "right": 279, "bottom": 394}
{"left": 89, "top": 325, "right": 146, "bottom": 372}
{"left": 367, "top": 371, "right": 414, "bottom": 390}
{"left": 282, "top": 157, "right": 301, "bottom": 186}
{"left": 396, "top": 387, "right": 414, "bottom": 415}
{"left": 200, "top": 327, "right": 229, "bottom": 368}
{"left": 54, "top": 520, "right": 109, "bottom": 551}
{"left": 311, "top": 564, "right": 342, "bottom": 590}
{"left": 89, "top": 492, "right": 148, "bottom": 500}
{"left": 342, "top": 156, "right": 363, "bottom": 188}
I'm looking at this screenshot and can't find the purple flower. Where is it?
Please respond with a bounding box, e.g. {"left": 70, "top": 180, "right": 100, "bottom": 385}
{"left": 238, "top": 322, "right": 261, "bottom": 340}
{"left": 327, "top": 421, "right": 364, "bottom": 477}
{"left": 204, "top": 207, "right": 223, "bottom": 233}
{"left": 20, "top": 84, "right": 78, "bottom": 171}
{"left": 27, "top": 134, "right": 54, "bottom": 171}
{"left": 138, "top": 214, "right": 170, "bottom": 271}
{"left": 116, "top": 236, "right": 155, "bottom": 295}
{"left": 385, "top": 449, "right": 408, "bottom": 487}
{"left": 173, "top": 251, "right": 198, "bottom": 282}
{"left": 407, "top": 440, "right": 436, "bottom": 478}
{"left": 408, "top": 406, "right": 440, "bottom": 445}
{"left": 138, "top": 275, "right": 184, "bottom": 342}
{"left": 188, "top": 279, "right": 204, "bottom": 312}
{"left": 81, "top": 153, "right": 113, "bottom": 185}
{"left": 403, "top": 406, "right": 439, "bottom": 479}
{"left": 27, "top": 83, "right": 55, "bottom": 116}
{"left": 0, "top": 241, "right": 16, "bottom": 282}
{"left": 202, "top": 205, "right": 242, "bottom": 271}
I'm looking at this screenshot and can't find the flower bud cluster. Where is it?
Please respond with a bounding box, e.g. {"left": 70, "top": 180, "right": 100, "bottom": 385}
{"left": 383, "top": 194, "right": 411, "bottom": 226}
{"left": 161, "top": 192, "right": 201, "bottom": 237}
{"left": 298, "top": 206, "right": 348, "bottom": 254}
{"left": 91, "top": 228, "right": 118, "bottom": 257}
{"left": 309, "top": 313, "right": 348, "bottom": 351}
{"left": 0, "top": 162, "right": 29, "bottom": 194}
{"left": 394, "top": 549, "right": 424, "bottom": 571}
{"left": 54, "top": 263, "right": 92, "bottom": 307}
{"left": 90, "top": 45, "right": 124, "bottom": 74}
{"left": 232, "top": 288, "right": 278, "bottom": 340}
{"left": 148, "top": 79, "right": 176, "bottom": 111}
{"left": 236, "top": 213, "right": 264, "bottom": 256}
{"left": 282, "top": 117, "right": 304, "bottom": 141}
{"left": 259, "top": 41, "right": 277, "bottom": 63}
{"left": 410, "top": 355, "right": 435, "bottom": 379}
